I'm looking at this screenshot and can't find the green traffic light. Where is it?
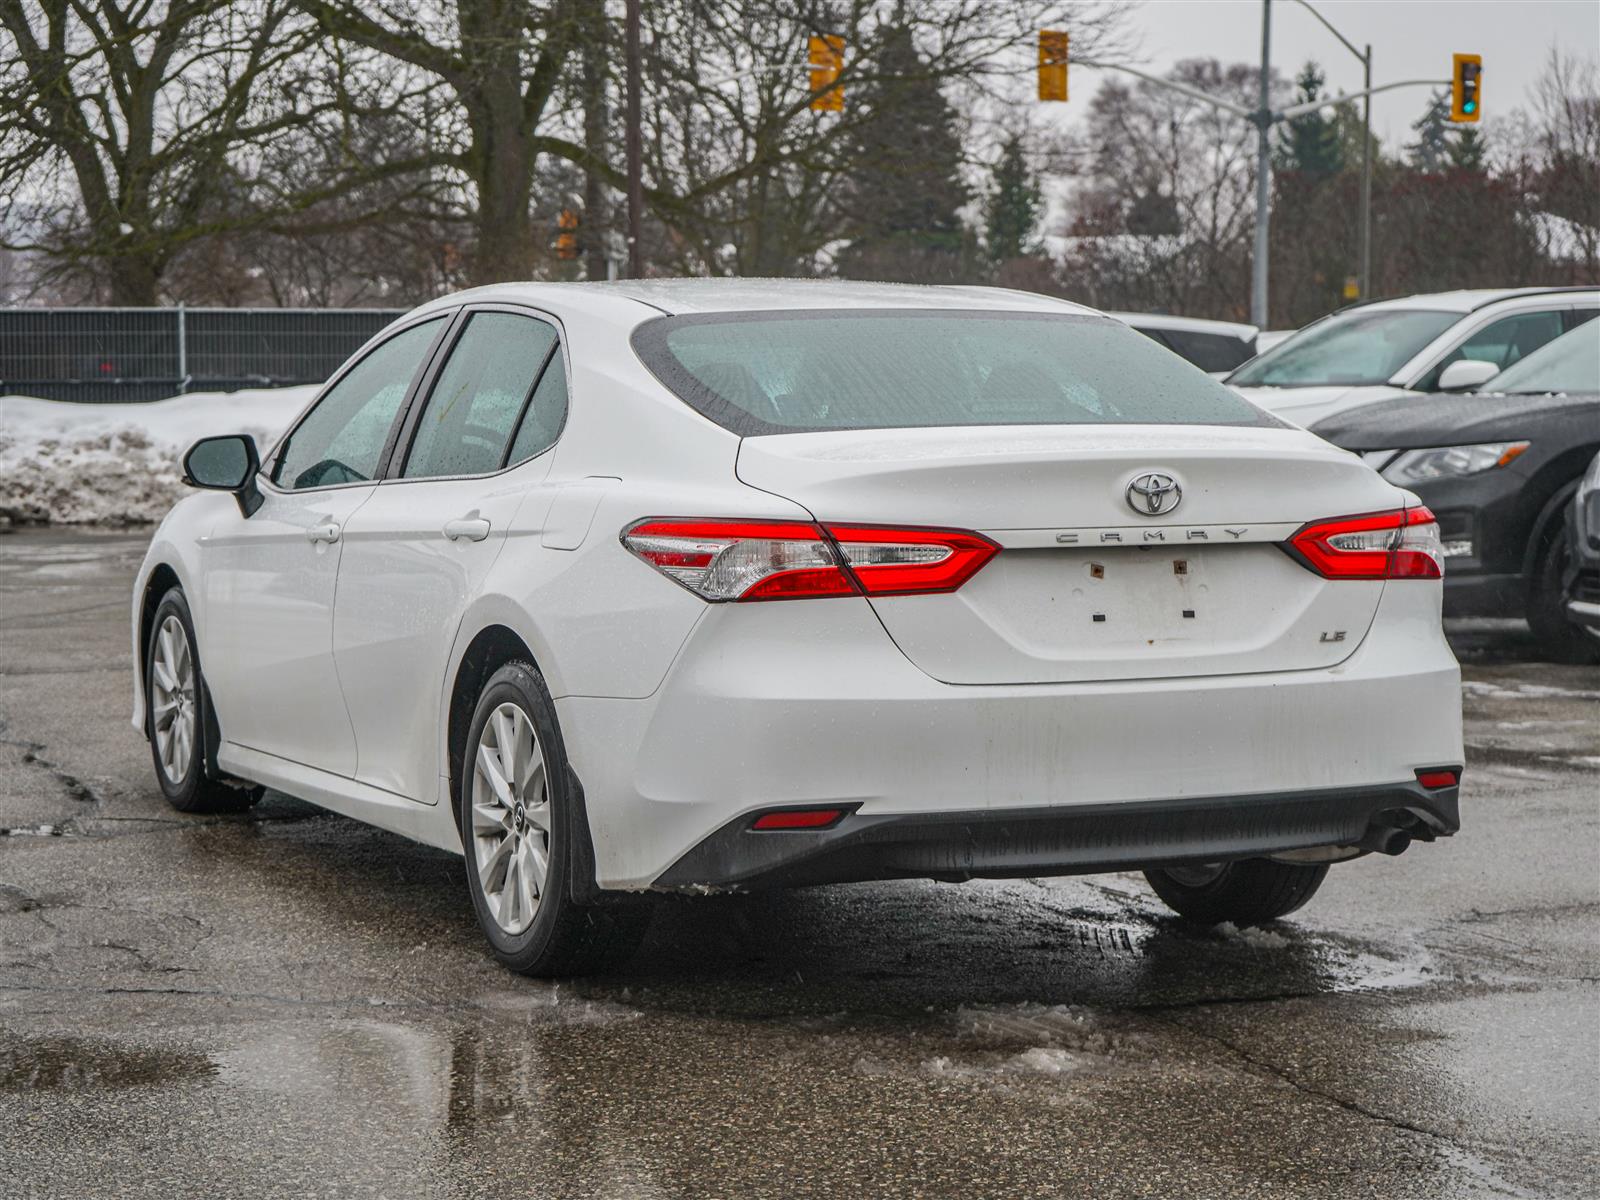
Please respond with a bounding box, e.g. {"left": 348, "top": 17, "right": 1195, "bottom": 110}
{"left": 1463, "top": 100, "right": 1476, "bottom": 113}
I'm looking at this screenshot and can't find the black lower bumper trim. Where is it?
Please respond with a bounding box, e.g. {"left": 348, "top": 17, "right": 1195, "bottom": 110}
{"left": 652, "top": 783, "right": 1461, "bottom": 892}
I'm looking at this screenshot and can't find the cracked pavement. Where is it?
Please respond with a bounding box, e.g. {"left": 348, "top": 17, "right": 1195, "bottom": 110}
{"left": 1, "top": 529, "right": 1596, "bottom": 1199}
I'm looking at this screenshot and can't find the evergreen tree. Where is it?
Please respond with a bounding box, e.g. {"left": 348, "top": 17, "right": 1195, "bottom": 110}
{"left": 1448, "top": 125, "right": 1487, "bottom": 171}
{"left": 1409, "top": 90, "right": 1452, "bottom": 170}
{"left": 984, "top": 134, "right": 1043, "bottom": 263}
{"left": 1278, "top": 63, "right": 1343, "bottom": 177}
{"left": 837, "top": 25, "right": 972, "bottom": 282}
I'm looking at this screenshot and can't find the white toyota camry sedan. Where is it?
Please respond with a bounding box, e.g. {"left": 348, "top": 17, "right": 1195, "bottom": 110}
{"left": 131, "top": 280, "right": 1464, "bottom": 975}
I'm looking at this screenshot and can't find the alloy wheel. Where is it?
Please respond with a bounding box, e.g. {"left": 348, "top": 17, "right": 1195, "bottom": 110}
{"left": 151, "top": 614, "right": 197, "bottom": 783}
{"left": 470, "top": 701, "right": 551, "bottom": 935}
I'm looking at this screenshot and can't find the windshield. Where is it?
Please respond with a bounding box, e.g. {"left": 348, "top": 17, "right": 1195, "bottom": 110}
{"left": 1228, "top": 308, "right": 1459, "bottom": 388}
{"left": 1487, "top": 324, "right": 1600, "bottom": 395}
{"left": 632, "top": 310, "right": 1279, "bottom": 435}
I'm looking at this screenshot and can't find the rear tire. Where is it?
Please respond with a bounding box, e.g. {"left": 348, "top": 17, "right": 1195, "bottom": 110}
{"left": 145, "top": 587, "right": 261, "bottom": 814}
{"left": 459, "top": 661, "right": 651, "bottom": 977}
{"left": 1145, "top": 858, "right": 1329, "bottom": 927}
{"left": 1527, "top": 523, "right": 1599, "bottom": 664}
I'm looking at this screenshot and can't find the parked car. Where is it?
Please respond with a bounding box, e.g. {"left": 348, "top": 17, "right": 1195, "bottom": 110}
{"left": 1108, "top": 312, "right": 1258, "bottom": 376}
{"left": 1252, "top": 329, "right": 1297, "bottom": 356}
{"left": 131, "top": 280, "right": 1464, "bottom": 976}
{"left": 1229, "top": 287, "right": 1599, "bottom": 427}
{"left": 1313, "top": 324, "right": 1600, "bottom": 661}
{"left": 1563, "top": 450, "right": 1600, "bottom": 647}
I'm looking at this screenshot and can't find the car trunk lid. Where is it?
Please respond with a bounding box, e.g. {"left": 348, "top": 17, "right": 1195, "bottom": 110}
{"left": 736, "top": 424, "right": 1403, "bottom": 684}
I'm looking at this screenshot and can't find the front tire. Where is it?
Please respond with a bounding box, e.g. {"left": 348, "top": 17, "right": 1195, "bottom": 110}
{"left": 1145, "top": 859, "right": 1329, "bottom": 927}
{"left": 145, "top": 587, "right": 260, "bottom": 814}
{"left": 1527, "top": 522, "right": 1598, "bottom": 664}
{"left": 459, "top": 661, "right": 650, "bottom": 976}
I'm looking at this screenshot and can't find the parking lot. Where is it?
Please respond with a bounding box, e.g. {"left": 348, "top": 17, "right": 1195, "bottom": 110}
{"left": 1, "top": 528, "right": 1596, "bottom": 1199}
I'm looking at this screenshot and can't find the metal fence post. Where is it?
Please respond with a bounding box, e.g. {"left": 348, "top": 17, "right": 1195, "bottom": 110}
{"left": 176, "top": 303, "right": 188, "bottom": 394}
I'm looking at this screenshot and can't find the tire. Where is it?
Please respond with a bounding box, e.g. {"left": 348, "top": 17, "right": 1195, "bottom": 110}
{"left": 145, "top": 587, "right": 261, "bottom": 814}
{"left": 1526, "top": 522, "right": 1599, "bottom": 664}
{"left": 1144, "top": 859, "right": 1329, "bottom": 927}
{"left": 459, "top": 660, "right": 651, "bottom": 977}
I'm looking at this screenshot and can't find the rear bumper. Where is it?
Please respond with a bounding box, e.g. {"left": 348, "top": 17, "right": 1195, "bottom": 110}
{"left": 655, "top": 782, "right": 1461, "bottom": 890}
{"left": 559, "top": 582, "right": 1463, "bottom": 891}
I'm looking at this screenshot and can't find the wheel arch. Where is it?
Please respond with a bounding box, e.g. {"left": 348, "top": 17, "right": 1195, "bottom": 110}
{"left": 135, "top": 561, "right": 185, "bottom": 738}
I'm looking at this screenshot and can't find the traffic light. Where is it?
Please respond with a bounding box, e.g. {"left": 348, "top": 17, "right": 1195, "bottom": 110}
{"left": 1038, "top": 30, "right": 1069, "bottom": 102}
{"left": 809, "top": 35, "right": 844, "bottom": 111}
{"left": 1451, "top": 53, "right": 1481, "bottom": 123}
{"left": 555, "top": 209, "right": 578, "bottom": 260}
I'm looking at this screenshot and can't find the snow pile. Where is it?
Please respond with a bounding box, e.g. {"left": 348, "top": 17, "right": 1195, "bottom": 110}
{"left": 0, "top": 387, "right": 315, "bottom": 525}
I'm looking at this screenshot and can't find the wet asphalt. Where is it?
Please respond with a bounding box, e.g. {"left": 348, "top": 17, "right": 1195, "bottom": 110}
{"left": 0, "top": 529, "right": 1595, "bottom": 1199}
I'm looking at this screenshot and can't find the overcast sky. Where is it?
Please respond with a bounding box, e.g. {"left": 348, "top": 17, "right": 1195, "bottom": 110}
{"left": 1051, "top": 0, "right": 1600, "bottom": 147}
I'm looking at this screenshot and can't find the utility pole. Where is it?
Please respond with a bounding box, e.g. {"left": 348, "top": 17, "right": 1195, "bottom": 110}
{"left": 1251, "top": 0, "right": 1272, "bottom": 329}
{"left": 1360, "top": 43, "right": 1372, "bottom": 298}
{"left": 624, "top": 0, "right": 643, "bottom": 279}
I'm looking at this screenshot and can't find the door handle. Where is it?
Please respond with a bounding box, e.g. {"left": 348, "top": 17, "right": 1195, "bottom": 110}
{"left": 307, "top": 522, "right": 341, "bottom": 544}
{"left": 443, "top": 517, "right": 491, "bottom": 543}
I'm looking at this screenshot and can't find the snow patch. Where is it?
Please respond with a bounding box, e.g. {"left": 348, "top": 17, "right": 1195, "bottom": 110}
{"left": 0, "top": 388, "right": 314, "bottom": 525}
{"left": 1463, "top": 680, "right": 1600, "bottom": 702}
{"left": 1214, "top": 921, "right": 1292, "bottom": 949}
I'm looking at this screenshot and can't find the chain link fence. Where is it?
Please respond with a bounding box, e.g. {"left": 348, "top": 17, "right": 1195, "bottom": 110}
{"left": 0, "top": 307, "right": 405, "bottom": 403}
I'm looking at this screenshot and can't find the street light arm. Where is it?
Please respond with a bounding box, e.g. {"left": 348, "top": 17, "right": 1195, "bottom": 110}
{"left": 1289, "top": 0, "right": 1367, "bottom": 65}
{"left": 1274, "top": 77, "right": 1446, "bottom": 121}
{"left": 1075, "top": 59, "right": 1255, "bottom": 120}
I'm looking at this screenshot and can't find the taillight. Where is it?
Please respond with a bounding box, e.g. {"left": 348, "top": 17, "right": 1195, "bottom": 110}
{"left": 621, "top": 518, "right": 999, "bottom": 602}
{"left": 829, "top": 524, "right": 999, "bottom": 596}
{"left": 1285, "top": 506, "right": 1443, "bottom": 580}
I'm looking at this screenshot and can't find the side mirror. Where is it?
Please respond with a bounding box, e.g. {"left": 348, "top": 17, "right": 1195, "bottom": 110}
{"left": 182, "top": 434, "right": 263, "bottom": 517}
{"left": 1437, "top": 358, "right": 1500, "bottom": 392}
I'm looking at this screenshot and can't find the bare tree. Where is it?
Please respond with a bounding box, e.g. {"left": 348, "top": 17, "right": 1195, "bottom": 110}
{"left": 0, "top": 1, "right": 327, "bottom": 302}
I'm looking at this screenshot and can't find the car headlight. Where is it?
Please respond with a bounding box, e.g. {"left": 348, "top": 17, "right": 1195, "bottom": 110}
{"left": 1380, "top": 441, "right": 1530, "bottom": 486}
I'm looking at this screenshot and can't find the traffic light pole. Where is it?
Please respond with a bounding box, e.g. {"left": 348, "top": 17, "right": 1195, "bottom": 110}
{"left": 1251, "top": 0, "right": 1272, "bottom": 329}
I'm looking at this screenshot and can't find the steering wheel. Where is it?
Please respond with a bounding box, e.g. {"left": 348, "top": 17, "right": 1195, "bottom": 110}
{"left": 293, "top": 458, "right": 365, "bottom": 489}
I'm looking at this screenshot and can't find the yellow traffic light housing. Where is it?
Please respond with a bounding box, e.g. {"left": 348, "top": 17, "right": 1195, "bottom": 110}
{"left": 555, "top": 209, "right": 578, "bottom": 260}
{"left": 1038, "top": 30, "right": 1069, "bottom": 102}
{"left": 1451, "top": 53, "right": 1481, "bottom": 123}
{"left": 809, "top": 35, "right": 845, "bottom": 112}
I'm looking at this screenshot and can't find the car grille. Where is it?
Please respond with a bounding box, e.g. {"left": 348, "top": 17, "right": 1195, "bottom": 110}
{"left": 1575, "top": 568, "right": 1600, "bottom": 605}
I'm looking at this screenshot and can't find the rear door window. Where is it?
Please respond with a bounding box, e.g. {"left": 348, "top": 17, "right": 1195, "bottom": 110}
{"left": 402, "top": 312, "right": 561, "bottom": 478}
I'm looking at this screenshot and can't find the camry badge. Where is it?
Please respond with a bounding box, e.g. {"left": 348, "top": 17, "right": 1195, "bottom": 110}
{"left": 1126, "top": 472, "right": 1182, "bottom": 516}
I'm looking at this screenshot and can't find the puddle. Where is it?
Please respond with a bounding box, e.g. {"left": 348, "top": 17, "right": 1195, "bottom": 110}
{"left": 0, "top": 1036, "right": 216, "bottom": 1092}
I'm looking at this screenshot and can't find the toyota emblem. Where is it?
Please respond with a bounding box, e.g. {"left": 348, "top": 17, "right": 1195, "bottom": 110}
{"left": 1126, "top": 472, "right": 1182, "bottom": 516}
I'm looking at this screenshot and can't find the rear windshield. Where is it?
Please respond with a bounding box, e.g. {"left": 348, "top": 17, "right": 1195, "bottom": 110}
{"left": 632, "top": 310, "right": 1280, "bottom": 435}
{"left": 1138, "top": 326, "right": 1256, "bottom": 373}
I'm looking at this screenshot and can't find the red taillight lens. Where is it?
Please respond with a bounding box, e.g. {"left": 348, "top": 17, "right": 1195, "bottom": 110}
{"left": 1416, "top": 769, "right": 1460, "bottom": 790}
{"left": 828, "top": 524, "right": 1000, "bottom": 596}
{"left": 622, "top": 518, "right": 998, "bottom": 602}
{"left": 1286, "top": 507, "right": 1443, "bottom": 580}
{"left": 750, "top": 808, "right": 847, "bottom": 830}
{"left": 621, "top": 518, "right": 856, "bottom": 601}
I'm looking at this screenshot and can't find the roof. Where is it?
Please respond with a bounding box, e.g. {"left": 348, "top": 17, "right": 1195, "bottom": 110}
{"left": 596, "top": 278, "right": 1096, "bottom": 316}
{"left": 1108, "top": 311, "right": 1258, "bottom": 340}
{"left": 1349, "top": 287, "right": 1599, "bottom": 315}
{"left": 410, "top": 278, "right": 1098, "bottom": 321}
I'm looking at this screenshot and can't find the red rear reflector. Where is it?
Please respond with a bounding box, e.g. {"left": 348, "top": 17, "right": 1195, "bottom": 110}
{"left": 751, "top": 808, "right": 847, "bottom": 830}
{"left": 1417, "top": 769, "right": 1460, "bottom": 790}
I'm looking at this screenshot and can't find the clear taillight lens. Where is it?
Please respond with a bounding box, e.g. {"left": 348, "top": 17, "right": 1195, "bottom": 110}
{"left": 621, "top": 519, "right": 999, "bottom": 601}
{"left": 1287, "top": 506, "right": 1443, "bottom": 580}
